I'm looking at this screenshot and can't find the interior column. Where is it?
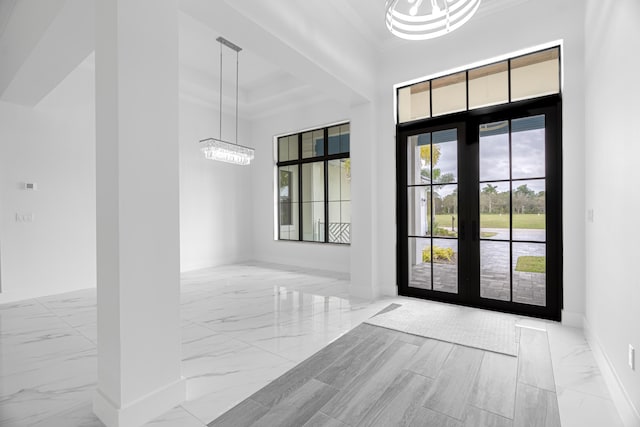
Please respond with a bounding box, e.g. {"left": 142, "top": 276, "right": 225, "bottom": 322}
{"left": 350, "top": 102, "right": 378, "bottom": 299}
{"left": 93, "top": 1, "right": 184, "bottom": 426}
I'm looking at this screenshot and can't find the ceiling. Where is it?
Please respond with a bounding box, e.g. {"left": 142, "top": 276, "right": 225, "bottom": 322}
{"left": 0, "top": 0, "right": 530, "bottom": 119}
{"left": 177, "top": 11, "right": 326, "bottom": 120}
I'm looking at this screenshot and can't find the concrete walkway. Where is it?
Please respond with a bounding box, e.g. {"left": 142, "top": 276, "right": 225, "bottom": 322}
{"left": 409, "top": 232, "right": 546, "bottom": 306}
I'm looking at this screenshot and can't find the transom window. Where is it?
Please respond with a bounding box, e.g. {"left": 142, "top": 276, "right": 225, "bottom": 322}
{"left": 276, "top": 123, "right": 351, "bottom": 244}
{"left": 398, "top": 47, "right": 560, "bottom": 123}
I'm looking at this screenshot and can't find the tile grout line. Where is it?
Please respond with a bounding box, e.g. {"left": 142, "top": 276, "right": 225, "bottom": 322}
{"left": 32, "top": 297, "right": 97, "bottom": 348}
{"left": 468, "top": 402, "right": 514, "bottom": 422}
{"left": 186, "top": 317, "right": 311, "bottom": 364}
{"left": 512, "top": 334, "right": 523, "bottom": 421}
{"left": 177, "top": 404, "right": 210, "bottom": 427}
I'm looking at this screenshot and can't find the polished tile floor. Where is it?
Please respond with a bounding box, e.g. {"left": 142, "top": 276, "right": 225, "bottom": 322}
{"left": 0, "top": 263, "right": 624, "bottom": 426}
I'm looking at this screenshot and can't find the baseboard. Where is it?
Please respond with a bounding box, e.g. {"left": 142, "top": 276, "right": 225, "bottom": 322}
{"left": 93, "top": 378, "right": 186, "bottom": 427}
{"left": 180, "top": 256, "right": 250, "bottom": 273}
{"left": 246, "top": 259, "right": 351, "bottom": 280}
{"left": 0, "top": 285, "right": 95, "bottom": 305}
{"left": 561, "top": 309, "right": 584, "bottom": 328}
{"left": 583, "top": 318, "right": 640, "bottom": 427}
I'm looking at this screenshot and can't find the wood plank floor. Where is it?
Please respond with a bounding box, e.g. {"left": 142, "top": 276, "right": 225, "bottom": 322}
{"left": 209, "top": 323, "right": 561, "bottom": 427}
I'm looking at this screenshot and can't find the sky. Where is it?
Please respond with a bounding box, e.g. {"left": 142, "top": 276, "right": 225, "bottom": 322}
{"left": 479, "top": 128, "right": 545, "bottom": 182}
{"left": 425, "top": 127, "right": 546, "bottom": 194}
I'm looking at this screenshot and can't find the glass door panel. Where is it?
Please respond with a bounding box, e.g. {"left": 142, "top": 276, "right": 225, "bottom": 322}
{"left": 432, "top": 238, "right": 458, "bottom": 293}
{"left": 408, "top": 186, "right": 432, "bottom": 236}
{"left": 513, "top": 242, "right": 546, "bottom": 306}
{"left": 479, "top": 120, "right": 510, "bottom": 181}
{"left": 480, "top": 241, "right": 510, "bottom": 301}
{"left": 512, "top": 116, "right": 546, "bottom": 179}
{"left": 408, "top": 238, "right": 432, "bottom": 290}
{"left": 433, "top": 184, "right": 458, "bottom": 238}
{"left": 407, "top": 129, "right": 459, "bottom": 294}
{"left": 479, "top": 181, "right": 511, "bottom": 240}
{"left": 478, "top": 115, "right": 547, "bottom": 307}
{"left": 512, "top": 179, "right": 545, "bottom": 242}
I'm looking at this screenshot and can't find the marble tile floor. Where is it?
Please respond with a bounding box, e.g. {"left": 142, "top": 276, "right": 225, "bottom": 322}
{"left": 0, "top": 263, "right": 396, "bottom": 426}
{"left": 0, "top": 262, "right": 625, "bottom": 426}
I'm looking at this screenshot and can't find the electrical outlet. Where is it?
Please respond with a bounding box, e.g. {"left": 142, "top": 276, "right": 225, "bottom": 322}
{"left": 630, "top": 345, "right": 635, "bottom": 370}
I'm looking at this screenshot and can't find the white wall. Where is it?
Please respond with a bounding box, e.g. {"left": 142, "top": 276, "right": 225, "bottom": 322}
{"left": 179, "top": 98, "right": 254, "bottom": 271}
{"left": 0, "top": 60, "right": 96, "bottom": 303}
{"left": 250, "top": 99, "right": 351, "bottom": 273}
{"left": 0, "top": 57, "right": 255, "bottom": 302}
{"left": 585, "top": 0, "right": 640, "bottom": 423}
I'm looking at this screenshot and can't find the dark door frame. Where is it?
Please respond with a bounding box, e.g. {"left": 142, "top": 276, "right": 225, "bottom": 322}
{"left": 396, "top": 94, "right": 563, "bottom": 321}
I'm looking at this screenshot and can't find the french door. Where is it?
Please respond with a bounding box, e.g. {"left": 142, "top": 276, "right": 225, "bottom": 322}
{"left": 397, "top": 96, "right": 562, "bottom": 320}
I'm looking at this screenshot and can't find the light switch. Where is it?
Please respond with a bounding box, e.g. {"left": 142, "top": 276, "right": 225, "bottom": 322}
{"left": 587, "top": 209, "right": 594, "bottom": 223}
{"left": 15, "top": 213, "right": 34, "bottom": 223}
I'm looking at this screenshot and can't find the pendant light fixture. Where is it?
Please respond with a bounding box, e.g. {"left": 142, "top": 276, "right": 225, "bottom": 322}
{"left": 385, "top": 0, "right": 481, "bottom": 41}
{"left": 200, "top": 37, "right": 255, "bottom": 166}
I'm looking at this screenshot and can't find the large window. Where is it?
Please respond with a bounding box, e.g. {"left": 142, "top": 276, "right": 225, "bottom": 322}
{"left": 277, "top": 123, "right": 351, "bottom": 244}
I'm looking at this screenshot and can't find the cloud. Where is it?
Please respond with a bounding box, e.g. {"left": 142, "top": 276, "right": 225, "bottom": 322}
{"left": 479, "top": 129, "right": 545, "bottom": 183}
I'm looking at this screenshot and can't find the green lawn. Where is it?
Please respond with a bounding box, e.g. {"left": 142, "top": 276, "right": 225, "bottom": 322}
{"left": 434, "top": 214, "right": 545, "bottom": 229}
{"left": 515, "top": 256, "right": 546, "bottom": 273}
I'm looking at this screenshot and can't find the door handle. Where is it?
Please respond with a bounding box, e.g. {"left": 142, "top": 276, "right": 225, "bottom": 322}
{"left": 460, "top": 221, "right": 466, "bottom": 240}
{"left": 472, "top": 221, "right": 478, "bottom": 241}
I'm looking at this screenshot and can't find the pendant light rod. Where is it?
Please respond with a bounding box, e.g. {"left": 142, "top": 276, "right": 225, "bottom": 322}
{"left": 219, "top": 40, "right": 222, "bottom": 141}
{"left": 235, "top": 47, "right": 239, "bottom": 146}
{"left": 215, "top": 36, "right": 242, "bottom": 145}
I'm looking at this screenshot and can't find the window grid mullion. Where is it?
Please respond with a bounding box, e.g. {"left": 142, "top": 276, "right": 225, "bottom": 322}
{"left": 298, "top": 133, "right": 303, "bottom": 241}
{"left": 324, "top": 128, "right": 329, "bottom": 243}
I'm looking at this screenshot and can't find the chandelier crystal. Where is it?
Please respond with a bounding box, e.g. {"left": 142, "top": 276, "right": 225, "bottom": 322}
{"left": 200, "top": 138, "right": 255, "bottom": 166}
{"left": 385, "top": 0, "right": 482, "bottom": 41}
{"left": 200, "top": 37, "right": 255, "bottom": 166}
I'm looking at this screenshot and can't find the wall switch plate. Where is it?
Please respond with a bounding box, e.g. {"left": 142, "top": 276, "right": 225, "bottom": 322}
{"left": 15, "top": 213, "right": 34, "bottom": 223}
{"left": 630, "top": 345, "right": 635, "bottom": 370}
{"left": 587, "top": 208, "right": 594, "bottom": 223}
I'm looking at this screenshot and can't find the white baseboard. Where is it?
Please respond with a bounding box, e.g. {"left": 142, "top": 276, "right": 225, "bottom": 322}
{"left": 93, "top": 378, "right": 186, "bottom": 427}
{"left": 0, "top": 285, "right": 95, "bottom": 305}
{"left": 583, "top": 318, "right": 640, "bottom": 427}
{"left": 561, "top": 310, "right": 584, "bottom": 328}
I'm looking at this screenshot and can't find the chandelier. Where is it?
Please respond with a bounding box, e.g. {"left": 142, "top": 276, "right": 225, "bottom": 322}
{"left": 200, "top": 37, "right": 255, "bottom": 166}
{"left": 385, "top": 0, "right": 482, "bottom": 41}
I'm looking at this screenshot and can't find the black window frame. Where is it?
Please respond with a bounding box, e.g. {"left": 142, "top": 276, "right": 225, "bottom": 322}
{"left": 276, "top": 123, "right": 351, "bottom": 244}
